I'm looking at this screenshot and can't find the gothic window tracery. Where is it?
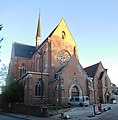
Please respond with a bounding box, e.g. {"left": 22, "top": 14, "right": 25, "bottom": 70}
{"left": 35, "top": 79, "right": 44, "bottom": 96}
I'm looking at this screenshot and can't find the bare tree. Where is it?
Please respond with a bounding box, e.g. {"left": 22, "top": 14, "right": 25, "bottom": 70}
{"left": 0, "top": 24, "right": 4, "bottom": 63}
{"left": 0, "top": 24, "right": 3, "bottom": 43}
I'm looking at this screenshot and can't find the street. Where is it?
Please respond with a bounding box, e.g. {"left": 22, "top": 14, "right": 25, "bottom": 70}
{"left": 90, "top": 104, "right": 118, "bottom": 120}
{"left": 0, "top": 114, "right": 24, "bottom": 120}
{"left": 50, "top": 94, "right": 118, "bottom": 120}
{"left": 90, "top": 94, "right": 118, "bottom": 120}
{"left": 51, "top": 104, "right": 118, "bottom": 120}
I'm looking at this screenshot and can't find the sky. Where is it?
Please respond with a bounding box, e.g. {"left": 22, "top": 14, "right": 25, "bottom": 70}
{"left": 0, "top": 0, "right": 118, "bottom": 86}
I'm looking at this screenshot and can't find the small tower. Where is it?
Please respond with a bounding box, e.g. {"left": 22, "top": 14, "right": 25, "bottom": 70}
{"left": 36, "top": 13, "right": 42, "bottom": 46}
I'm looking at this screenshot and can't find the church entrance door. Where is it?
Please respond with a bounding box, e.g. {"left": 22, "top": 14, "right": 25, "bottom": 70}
{"left": 71, "top": 86, "right": 79, "bottom": 97}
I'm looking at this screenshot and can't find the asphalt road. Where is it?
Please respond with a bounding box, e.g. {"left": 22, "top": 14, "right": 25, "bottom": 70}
{"left": 91, "top": 105, "right": 118, "bottom": 120}
{"left": 89, "top": 94, "right": 118, "bottom": 120}
{"left": 51, "top": 94, "right": 118, "bottom": 120}
{"left": 0, "top": 114, "right": 24, "bottom": 120}
{"left": 51, "top": 104, "right": 118, "bottom": 120}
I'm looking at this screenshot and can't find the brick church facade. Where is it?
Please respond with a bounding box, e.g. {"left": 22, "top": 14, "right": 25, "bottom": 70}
{"left": 7, "top": 16, "right": 112, "bottom": 105}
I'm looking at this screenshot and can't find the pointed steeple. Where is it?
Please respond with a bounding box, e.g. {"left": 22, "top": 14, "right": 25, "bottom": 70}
{"left": 36, "top": 13, "right": 42, "bottom": 46}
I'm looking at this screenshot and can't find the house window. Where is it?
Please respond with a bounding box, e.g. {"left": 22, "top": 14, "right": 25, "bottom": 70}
{"left": 20, "top": 63, "right": 26, "bottom": 77}
{"left": 35, "top": 79, "right": 44, "bottom": 96}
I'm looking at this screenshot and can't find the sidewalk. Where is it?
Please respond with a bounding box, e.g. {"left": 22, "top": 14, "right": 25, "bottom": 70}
{"left": 2, "top": 106, "right": 92, "bottom": 120}
{"left": 1, "top": 112, "right": 50, "bottom": 120}
{"left": 0, "top": 104, "right": 113, "bottom": 120}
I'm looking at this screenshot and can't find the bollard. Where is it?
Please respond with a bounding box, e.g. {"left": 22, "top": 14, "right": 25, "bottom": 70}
{"left": 42, "top": 107, "right": 48, "bottom": 117}
{"left": 61, "top": 112, "right": 64, "bottom": 119}
{"left": 93, "top": 104, "right": 96, "bottom": 115}
{"left": 98, "top": 103, "right": 102, "bottom": 112}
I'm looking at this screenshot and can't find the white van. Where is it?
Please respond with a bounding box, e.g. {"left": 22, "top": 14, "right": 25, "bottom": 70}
{"left": 68, "top": 96, "right": 89, "bottom": 107}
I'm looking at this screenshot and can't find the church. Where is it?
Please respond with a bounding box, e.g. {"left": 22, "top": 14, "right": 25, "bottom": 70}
{"left": 7, "top": 15, "right": 112, "bottom": 106}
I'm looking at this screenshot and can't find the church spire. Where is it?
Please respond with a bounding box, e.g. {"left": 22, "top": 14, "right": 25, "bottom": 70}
{"left": 36, "top": 12, "right": 42, "bottom": 46}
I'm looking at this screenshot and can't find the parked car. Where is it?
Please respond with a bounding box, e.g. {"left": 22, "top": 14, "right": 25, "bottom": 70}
{"left": 67, "top": 96, "right": 90, "bottom": 107}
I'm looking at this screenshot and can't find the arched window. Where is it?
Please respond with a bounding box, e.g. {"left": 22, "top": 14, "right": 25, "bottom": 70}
{"left": 20, "top": 63, "right": 26, "bottom": 77}
{"left": 35, "top": 78, "right": 44, "bottom": 96}
{"left": 105, "top": 77, "right": 108, "bottom": 87}
{"left": 71, "top": 86, "right": 79, "bottom": 97}
{"left": 36, "top": 58, "right": 39, "bottom": 72}
{"left": 35, "top": 83, "right": 41, "bottom": 96}
{"left": 43, "top": 53, "right": 46, "bottom": 73}
{"left": 62, "top": 31, "right": 66, "bottom": 39}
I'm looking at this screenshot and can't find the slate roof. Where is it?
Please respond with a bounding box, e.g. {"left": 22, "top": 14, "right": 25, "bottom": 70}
{"left": 84, "top": 62, "right": 100, "bottom": 77}
{"left": 36, "top": 18, "right": 67, "bottom": 51}
{"left": 14, "top": 42, "right": 36, "bottom": 58}
{"left": 13, "top": 18, "right": 68, "bottom": 59}
{"left": 13, "top": 23, "right": 53, "bottom": 59}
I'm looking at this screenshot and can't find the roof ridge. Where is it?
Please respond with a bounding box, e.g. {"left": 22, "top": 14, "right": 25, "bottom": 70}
{"left": 84, "top": 62, "right": 101, "bottom": 77}
{"left": 84, "top": 62, "right": 100, "bottom": 69}
{"left": 13, "top": 42, "right": 35, "bottom": 47}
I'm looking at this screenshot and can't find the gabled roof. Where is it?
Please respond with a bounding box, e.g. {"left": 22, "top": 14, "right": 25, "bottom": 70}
{"left": 13, "top": 42, "right": 36, "bottom": 59}
{"left": 56, "top": 55, "right": 83, "bottom": 73}
{"left": 84, "top": 62, "right": 100, "bottom": 77}
{"left": 36, "top": 38, "right": 48, "bottom": 50}
{"left": 36, "top": 17, "right": 77, "bottom": 51}
{"left": 48, "top": 25, "right": 58, "bottom": 38}
{"left": 56, "top": 64, "right": 67, "bottom": 73}
{"left": 36, "top": 18, "right": 61, "bottom": 51}
{"left": 48, "top": 18, "right": 63, "bottom": 38}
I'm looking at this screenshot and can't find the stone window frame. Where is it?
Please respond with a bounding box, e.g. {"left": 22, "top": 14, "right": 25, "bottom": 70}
{"left": 104, "top": 77, "right": 108, "bottom": 87}
{"left": 35, "top": 78, "right": 44, "bottom": 97}
{"left": 62, "top": 31, "right": 66, "bottom": 40}
{"left": 19, "top": 63, "right": 27, "bottom": 77}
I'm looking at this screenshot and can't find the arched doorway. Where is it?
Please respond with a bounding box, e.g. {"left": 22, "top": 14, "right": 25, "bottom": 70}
{"left": 69, "top": 84, "right": 82, "bottom": 99}
{"left": 71, "top": 86, "right": 79, "bottom": 97}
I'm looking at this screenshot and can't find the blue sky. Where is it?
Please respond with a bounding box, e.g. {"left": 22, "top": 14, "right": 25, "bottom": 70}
{"left": 0, "top": 0, "right": 118, "bottom": 86}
